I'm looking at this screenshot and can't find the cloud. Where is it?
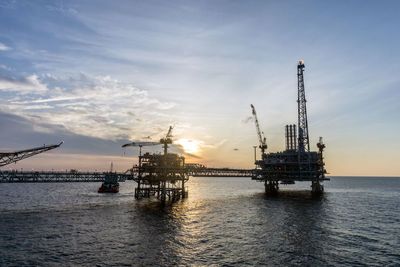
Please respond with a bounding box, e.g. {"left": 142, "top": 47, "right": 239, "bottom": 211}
{"left": 171, "top": 143, "right": 202, "bottom": 159}
{"left": 11, "top": 96, "right": 82, "bottom": 104}
{"left": 0, "top": 42, "right": 11, "bottom": 51}
{"left": 0, "top": 0, "right": 17, "bottom": 9}
{"left": 202, "top": 139, "right": 227, "bottom": 149}
{"left": 0, "top": 72, "right": 177, "bottom": 141}
{"left": 0, "top": 74, "right": 48, "bottom": 94}
{"left": 0, "top": 110, "right": 129, "bottom": 155}
{"left": 0, "top": 110, "right": 146, "bottom": 171}
{"left": 0, "top": 65, "right": 12, "bottom": 71}
{"left": 45, "top": 4, "right": 78, "bottom": 16}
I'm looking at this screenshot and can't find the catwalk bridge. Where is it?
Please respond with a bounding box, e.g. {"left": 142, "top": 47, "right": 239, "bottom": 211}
{"left": 0, "top": 170, "right": 132, "bottom": 183}
{"left": 187, "top": 168, "right": 253, "bottom": 177}
{"left": 0, "top": 168, "right": 254, "bottom": 183}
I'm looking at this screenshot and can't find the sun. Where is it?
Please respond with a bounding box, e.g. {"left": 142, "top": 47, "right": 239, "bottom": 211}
{"left": 176, "top": 138, "right": 200, "bottom": 153}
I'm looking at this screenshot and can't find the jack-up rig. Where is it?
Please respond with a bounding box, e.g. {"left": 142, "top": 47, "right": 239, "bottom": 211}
{"left": 251, "top": 61, "right": 328, "bottom": 195}
{"left": 122, "top": 126, "right": 188, "bottom": 202}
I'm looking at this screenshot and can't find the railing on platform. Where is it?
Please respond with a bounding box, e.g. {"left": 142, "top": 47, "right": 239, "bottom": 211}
{"left": 187, "top": 168, "right": 254, "bottom": 177}
{"left": 0, "top": 167, "right": 255, "bottom": 183}
{"left": 0, "top": 171, "right": 133, "bottom": 183}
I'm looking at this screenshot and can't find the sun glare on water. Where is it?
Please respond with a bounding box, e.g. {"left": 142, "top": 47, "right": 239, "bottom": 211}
{"left": 177, "top": 138, "right": 200, "bottom": 153}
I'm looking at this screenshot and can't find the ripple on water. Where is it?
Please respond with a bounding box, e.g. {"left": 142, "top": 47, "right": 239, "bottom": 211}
{"left": 0, "top": 177, "right": 399, "bottom": 266}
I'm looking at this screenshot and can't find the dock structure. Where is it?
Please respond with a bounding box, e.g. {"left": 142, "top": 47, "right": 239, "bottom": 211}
{"left": 251, "top": 61, "right": 328, "bottom": 195}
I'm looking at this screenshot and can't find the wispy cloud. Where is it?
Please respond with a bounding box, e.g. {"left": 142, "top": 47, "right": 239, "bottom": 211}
{"left": 0, "top": 74, "right": 47, "bottom": 94}
{"left": 0, "top": 42, "right": 11, "bottom": 51}
{"left": 0, "top": 71, "right": 178, "bottom": 141}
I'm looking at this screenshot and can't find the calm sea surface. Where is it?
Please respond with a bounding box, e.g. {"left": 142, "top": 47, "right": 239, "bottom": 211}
{"left": 0, "top": 177, "right": 399, "bottom": 266}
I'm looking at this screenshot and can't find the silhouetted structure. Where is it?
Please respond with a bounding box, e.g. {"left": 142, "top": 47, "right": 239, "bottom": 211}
{"left": 0, "top": 142, "right": 63, "bottom": 167}
{"left": 252, "top": 61, "right": 328, "bottom": 195}
{"left": 124, "top": 126, "right": 188, "bottom": 202}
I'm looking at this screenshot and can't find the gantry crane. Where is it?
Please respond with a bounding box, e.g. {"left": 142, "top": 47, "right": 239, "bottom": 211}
{"left": 0, "top": 142, "right": 63, "bottom": 167}
{"left": 250, "top": 104, "right": 267, "bottom": 155}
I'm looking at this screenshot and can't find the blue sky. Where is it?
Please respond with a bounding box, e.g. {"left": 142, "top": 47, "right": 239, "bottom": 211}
{"left": 0, "top": 0, "right": 399, "bottom": 175}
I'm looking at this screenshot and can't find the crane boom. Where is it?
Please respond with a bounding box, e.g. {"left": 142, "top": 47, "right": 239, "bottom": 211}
{"left": 166, "top": 126, "right": 173, "bottom": 139}
{"left": 122, "top": 141, "right": 160, "bottom": 148}
{"left": 0, "top": 141, "right": 63, "bottom": 167}
{"left": 122, "top": 126, "right": 174, "bottom": 156}
{"left": 160, "top": 126, "right": 173, "bottom": 156}
{"left": 250, "top": 104, "right": 267, "bottom": 154}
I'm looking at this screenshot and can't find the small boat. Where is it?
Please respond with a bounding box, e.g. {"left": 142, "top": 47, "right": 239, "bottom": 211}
{"left": 98, "top": 181, "right": 119, "bottom": 193}
{"left": 98, "top": 173, "right": 119, "bottom": 193}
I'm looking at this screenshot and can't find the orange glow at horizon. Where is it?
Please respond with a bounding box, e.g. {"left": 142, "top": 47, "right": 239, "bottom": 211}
{"left": 177, "top": 138, "right": 201, "bottom": 154}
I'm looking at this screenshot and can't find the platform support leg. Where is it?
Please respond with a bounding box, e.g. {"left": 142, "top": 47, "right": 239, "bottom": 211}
{"left": 265, "top": 180, "right": 279, "bottom": 195}
{"left": 135, "top": 180, "right": 141, "bottom": 199}
{"left": 181, "top": 178, "right": 186, "bottom": 199}
{"left": 161, "top": 181, "right": 166, "bottom": 202}
{"left": 311, "top": 180, "right": 324, "bottom": 196}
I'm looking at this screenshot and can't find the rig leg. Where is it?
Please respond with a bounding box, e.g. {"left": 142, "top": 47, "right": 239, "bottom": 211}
{"left": 311, "top": 180, "right": 324, "bottom": 196}
{"left": 135, "top": 180, "right": 141, "bottom": 199}
{"left": 181, "top": 178, "right": 186, "bottom": 199}
{"left": 265, "top": 180, "right": 279, "bottom": 195}
{"left": 161, "top": 181, "right": 167, "bottom": 202}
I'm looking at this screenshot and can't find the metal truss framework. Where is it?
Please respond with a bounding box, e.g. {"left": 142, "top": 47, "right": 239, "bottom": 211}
{"left": 186, "top": 167, "right": 253, "bottom": 177}
{"left": 0, "top": 167, "right": 255, "bottom": 183}
{"left": 0, "top": 171, "right": 132, "bottom": 183}
{"left": 297, "top": 61, "right": 310, "bottom": 154}
{"left": 0, "top": 142, "right": 63, "bottom": 167}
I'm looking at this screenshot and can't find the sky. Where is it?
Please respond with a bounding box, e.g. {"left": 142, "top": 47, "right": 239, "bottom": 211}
{"left": 0, "top": 0, "right": 399, "bottom": 176}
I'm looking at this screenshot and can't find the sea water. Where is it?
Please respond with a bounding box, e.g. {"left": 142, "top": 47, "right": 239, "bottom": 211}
{"left": 0, "top": 177, "right": 399, "bottom": 266}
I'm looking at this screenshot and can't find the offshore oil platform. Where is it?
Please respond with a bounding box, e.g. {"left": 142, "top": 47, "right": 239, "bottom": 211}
{"left": 251, "top": 61, "right": 328, "bottom": 195}
{"left": 122, "top": 126, "right": 188, "bottom": 202}
{"left": 0, "top": 61, "right": 328, "bottom": 201}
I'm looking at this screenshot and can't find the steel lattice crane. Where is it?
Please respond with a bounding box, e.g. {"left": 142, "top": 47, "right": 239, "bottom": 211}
{"left": 160, "top": 125, "right": 173, "bottom": 156}
{"left": 122, "top": 141, "right": 160, "bottom": 158}
{"left": 122, "top": 126, "right": 174, "bottom": 156}
{"left": 250, "top": 104, "right": 267, "bottom": 154}
{"left": 0, "top": 141, "right": 63, "bottom": 167}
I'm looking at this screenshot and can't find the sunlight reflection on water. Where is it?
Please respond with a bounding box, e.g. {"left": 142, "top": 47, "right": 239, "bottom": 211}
{"left": 0, "top": 177, "right": 399, "bottom": 265}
